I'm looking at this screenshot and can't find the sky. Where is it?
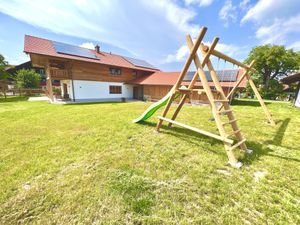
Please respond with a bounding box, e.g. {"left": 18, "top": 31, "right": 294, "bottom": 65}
{"left": 0, "top": 0, "right": 299, "bottom": 71}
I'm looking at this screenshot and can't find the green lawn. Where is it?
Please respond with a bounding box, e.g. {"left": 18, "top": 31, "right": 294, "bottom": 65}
{"left": 0, "top": 97, "right": 299, "bottom": 224}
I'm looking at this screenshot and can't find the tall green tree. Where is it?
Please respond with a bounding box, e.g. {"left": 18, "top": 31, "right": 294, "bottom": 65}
{"left": 15, "top": 69, "right": 41, "bottom": 89}
{"left": 0, "top": 54, "right": 9, "bottom": 80}
{"left": 245, "top": 45, "right": 300, "bottom": 90}
{"left": 0, "top": 54, "right": 10, "bottom": 98}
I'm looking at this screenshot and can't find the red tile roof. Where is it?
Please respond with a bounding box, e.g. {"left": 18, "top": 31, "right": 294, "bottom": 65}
{"left": 127, "top": 69, "right": 248, "bottom": 88}
{"left": 24, "top": 35, "right": 159, "bottom": 72}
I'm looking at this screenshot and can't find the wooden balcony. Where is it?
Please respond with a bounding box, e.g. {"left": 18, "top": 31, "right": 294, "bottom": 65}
{"left": 50, "top": 69, "right": 71, "bottom": 80}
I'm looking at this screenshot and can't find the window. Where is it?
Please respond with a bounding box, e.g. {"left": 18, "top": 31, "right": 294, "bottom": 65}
{"left": 109, "top": 67, "right": 122, "bottom": 75}
{"left": 109, "top": 85, "right": 122, "bottom": 94}
{"left": 132, "top": 70, "right": 137, "bottom": 78}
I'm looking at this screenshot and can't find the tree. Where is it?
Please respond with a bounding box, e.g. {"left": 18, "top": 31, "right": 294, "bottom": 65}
{"left": 0, "top": 54, "right": 9, "bottom": 98}
{"left": 245, "top": 45, "right": 300, "bottom": 90}
{"left": 15, "top": 69, "right": 41, "bottom": 89}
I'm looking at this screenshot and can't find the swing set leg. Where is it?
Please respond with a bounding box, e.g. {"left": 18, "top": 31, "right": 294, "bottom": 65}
{"left": 168, "top": 94, "right": 188, "bottom": 127}
{"left": 156, "top": 93, "right": 176, "bottom": 132}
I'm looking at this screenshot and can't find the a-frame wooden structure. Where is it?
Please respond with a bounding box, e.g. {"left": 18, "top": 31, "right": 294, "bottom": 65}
{"left": 156, "top": 27, "right": 269, "bottom": 167}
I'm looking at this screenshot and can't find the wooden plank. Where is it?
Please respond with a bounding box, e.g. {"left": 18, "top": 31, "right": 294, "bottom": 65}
{"left": 158, "top": 116, "right": 234, "bottom": 144}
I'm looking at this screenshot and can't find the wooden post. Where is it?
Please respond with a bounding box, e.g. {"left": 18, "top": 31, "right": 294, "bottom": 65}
{"left": 45, "top": 61, "right": 54, "bottom": 102}
{"left": 156, "top": 27, "right": 207, "bottom": 131}
{"left": 247, "top": 75, "right": 275, "bottom": 125}
{"left": 187, "top": 36, "right": 240, "bottom": 165}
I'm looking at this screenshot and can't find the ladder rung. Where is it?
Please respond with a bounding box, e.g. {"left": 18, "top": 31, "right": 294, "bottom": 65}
{"left": 226, "top": 129, "right": 241, "bottom": 138}
{"left": 217, "top": 109, "right": 232, "bottom": 114}
{"left": 230, "top": 139, "right": 246, "bottom": 151}
{"left": 222, "top": 119, "right": 237, "bottom": 126}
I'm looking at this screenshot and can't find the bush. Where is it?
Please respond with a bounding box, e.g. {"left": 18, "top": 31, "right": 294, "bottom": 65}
{"left": 15, "top": 69, "right": 41, "bottom": 89}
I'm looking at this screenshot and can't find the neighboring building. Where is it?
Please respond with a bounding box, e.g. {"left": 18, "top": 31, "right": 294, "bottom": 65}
{"left": 281, "top": 73, "right": 300, "bottom": 107}
{"left": 6, "top": 61, "right": 60, "bottom": 90}
{"left": 24, "top": 35, "right": 247, "bottom": 103}
{"left": 127, "top": 70, "right": 247, "bottom": 103}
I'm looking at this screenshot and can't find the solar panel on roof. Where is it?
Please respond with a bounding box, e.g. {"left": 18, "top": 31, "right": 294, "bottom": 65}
{"left": 183, "top": 70, "right": 238, "bottom": 82}
{"left": 52, "top": 41, "right": 99, "bottom": 60}
{"left": 123, "top": 56, "right": 157, "bottom": 70}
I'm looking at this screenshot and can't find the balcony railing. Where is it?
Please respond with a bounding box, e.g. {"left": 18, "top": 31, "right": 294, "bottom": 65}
{"left": 50, "top": 69, "right": 71, "bottom": 79}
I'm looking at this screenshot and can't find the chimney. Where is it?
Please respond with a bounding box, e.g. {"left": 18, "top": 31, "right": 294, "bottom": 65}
{"left": 95, "top": 45, "right": 100, "bottom": 53}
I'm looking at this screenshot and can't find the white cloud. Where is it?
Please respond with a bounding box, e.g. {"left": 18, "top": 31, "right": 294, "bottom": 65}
{"left": 241, "top": 0, "right": 300, "bottom": 24}
{"left": 219, "top": 0, "right": 237, "bottom": 27}
{"left": 164, "top": 41, "right": 248, "bottom": 64}
{"left": 255, "top": 14, "right": 300, "bottom": 44}
{"left": 79, "top": 42, "right": 95, "bottom": 50}
{"left": 0, "top": 0, "right": 200, "bottom": 67}
{"left": 6, "top": 54, "right": 29, "bottom": 65}
{"left": 288, "top": 41, "right": 300, "bottom": 51}
{"left": 184, "top": 0, "right": 214, "bottom": 7}
{"left": 164, "top": 45, "right": 189, "bottom": 63}
{"left": 241, "top": 0, "right": 300, "bottom": 45}
{"left": 239, "top": 0, "right": 250, "bottom": 11}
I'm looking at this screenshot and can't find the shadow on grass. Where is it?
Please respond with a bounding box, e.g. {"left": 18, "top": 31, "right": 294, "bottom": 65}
{"left": 137, "top": 120, "right": 225, "bottom": 155}
{"left": 269, "top": 118, "right": 291, "bottom": 146}
{"left": 138, "top": 119, "right": 300, "bottom": 165}
{"left": 243, "top": 140, "right": 300, "bottom": 165}
{"left": 0, "top": 96, "right": 28, "bottom": 103}
{"left": 232, "top": 99, "right": 271, "bottom": 107}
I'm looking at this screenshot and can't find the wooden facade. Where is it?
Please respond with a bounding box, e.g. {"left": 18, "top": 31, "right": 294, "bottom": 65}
{"left": 143, "top": 84, "right": 232, "bottom": 103}
{"left": 30, "top": 54, "right": 152, "bottom": 82}
{"left": 30, "top": 54, "right": 154, "bottom": 101}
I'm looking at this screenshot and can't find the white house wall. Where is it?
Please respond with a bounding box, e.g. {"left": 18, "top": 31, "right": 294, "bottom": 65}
{"left": 295, "top": 89, "right": 300, "bottom": 107}
{"left": 72, "top": 80, "right": 133, "bottom": 102}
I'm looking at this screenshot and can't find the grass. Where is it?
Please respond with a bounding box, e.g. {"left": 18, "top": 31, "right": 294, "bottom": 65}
{"left": 0, "top": 96, "right": 299, "bottom": 224}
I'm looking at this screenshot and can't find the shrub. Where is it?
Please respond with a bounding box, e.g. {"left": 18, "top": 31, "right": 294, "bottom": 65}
{"left": 15, "top": 69, "right": 41, "bottom": 89}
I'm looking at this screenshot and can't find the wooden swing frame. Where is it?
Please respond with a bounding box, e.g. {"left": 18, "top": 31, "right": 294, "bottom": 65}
{"left": 201, "top": 45, "right": 275, "bottom": 126}
{"left": 156, "top": 27, "right": 274, "bottom": 167}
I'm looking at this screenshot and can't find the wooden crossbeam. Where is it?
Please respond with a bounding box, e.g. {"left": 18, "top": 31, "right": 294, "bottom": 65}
{"left": 201, "top": 45, "right": 253, "bottom": 71}
{"left": 158, "top": 116, "right": 234, "bottom": 144}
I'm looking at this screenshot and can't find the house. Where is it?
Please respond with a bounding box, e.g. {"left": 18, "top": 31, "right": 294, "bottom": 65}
{"left": 24, "top": 35, "right": 159, "bottom": 102}
{"left": 24, "top": 35, "right": 247, "bottom": 103}
{"left": 281, "top": 72, "right": 300, "bottom": 107}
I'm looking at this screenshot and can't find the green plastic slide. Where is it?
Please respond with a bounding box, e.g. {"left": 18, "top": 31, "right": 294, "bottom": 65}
{"left": 133, "top": 86, "right": 186, "bottom": 123}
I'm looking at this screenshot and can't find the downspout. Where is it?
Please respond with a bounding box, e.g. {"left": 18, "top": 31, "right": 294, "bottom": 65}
{"left": 71, "top": 79, "right": 76, "bottom": 102}
{"left": 70, "top": 60, "right": 76, "bottom": 102}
